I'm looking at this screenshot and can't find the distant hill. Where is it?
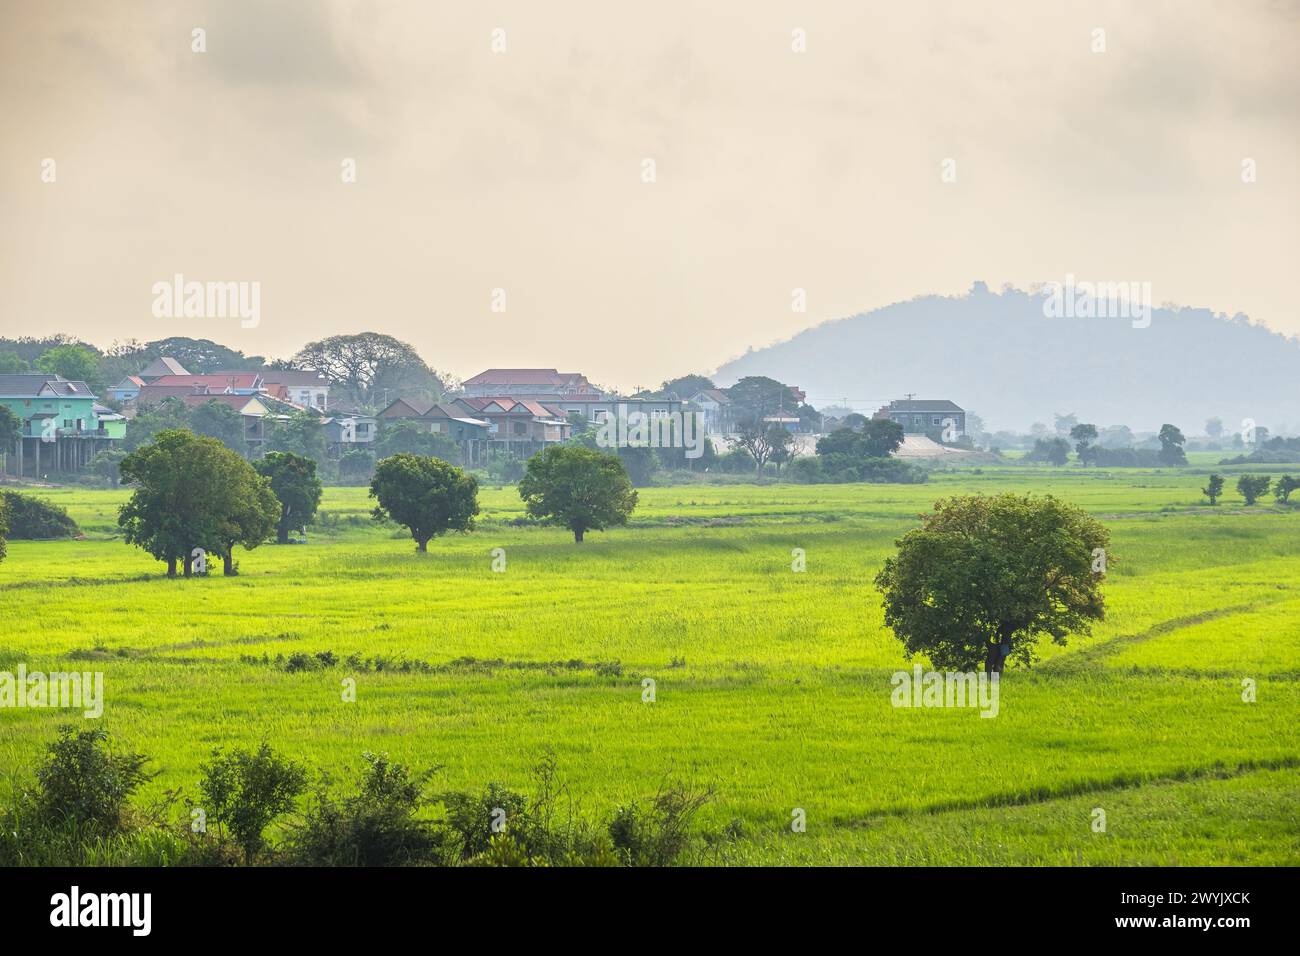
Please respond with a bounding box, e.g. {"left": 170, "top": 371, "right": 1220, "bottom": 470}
{"left": 712, "top": 283, "right": 1300, "bottom": 433}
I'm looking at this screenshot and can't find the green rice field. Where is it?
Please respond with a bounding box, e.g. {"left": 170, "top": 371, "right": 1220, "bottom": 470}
{"left": 1, "top": 466, "right": 1297, "bottom": 864}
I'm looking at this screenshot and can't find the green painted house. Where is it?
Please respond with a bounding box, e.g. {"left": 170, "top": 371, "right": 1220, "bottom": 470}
{"left": 0, "top": 374, "right": 125, "bottom": 477}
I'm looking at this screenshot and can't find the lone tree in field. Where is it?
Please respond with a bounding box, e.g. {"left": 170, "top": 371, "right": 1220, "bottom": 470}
{"left": 118, "top": 429, "right": 279, "bottom": 577}
{"left": 254, "top": 452, "right": 323, "bottom": 543}
{"left": 369, "top": 452, "right": 479, "bottom": 552}
{"left": 0, "top": 493, "right": 8, "bottom": 569}
{"left": 875, "top": 494, "right": 1110, "bottom": 675}
{"left": 1157, "top": 424, "right": 1188, "bottom": 466}
{"left": 518, "top": 445, "right": 637, "bottom": 543}
{"left": 1202, "top": 473, "right": 1225, "bottom": 505}
{"left": 1236, "top": 474, "right": 1272, "bottom": 506}
{"left": 1273, "top": 475, "right": 1300, "bottom": 504}
{"left": 1070, "top": 423, "right": 1098, "bottom": 466}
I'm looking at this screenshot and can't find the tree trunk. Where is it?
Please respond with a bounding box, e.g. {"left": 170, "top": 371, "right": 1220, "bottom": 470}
{"left": 183, "top": 554, "right": 192, "bottom": 577}
{"left": 574, "top": 527, "right": 584, "bottom": 543}
{"left": 416, "top": 538, "right": 428, "bottom": 553}
{"left": 167, "top": 556, "right": 177, "bottom": 578}
{"left": 277, "top": 526, "right": 289, "bottom": 544}
{"left": 223, "top": 550, "right": 236, "bottom": 576}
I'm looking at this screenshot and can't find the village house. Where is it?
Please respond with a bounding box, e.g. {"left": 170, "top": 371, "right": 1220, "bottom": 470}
{"left": 107, "top": 375, "right": 146, "bottom": 404}
{"left": 376, "top": 398, "right": 492, "bottom": 463}
{"left": 686, "top": 389, "right": 734, "bottom": 436}
{"left": 321, "top": 414, "right": 378, "bottom": 457}
{"left": 458, "top": 397, "right": 572, "bottom": 455}
{"left": 256, "top": 370, "right": 330, "bottom": 411}
{"left": 874, "top": 399, "right": 966, "bottom": 435}
{"left": 0, "top": 374, "right": 124, "bottom": 477}
{"left": 529, "top": 394, "right": 684, "bottom": 425}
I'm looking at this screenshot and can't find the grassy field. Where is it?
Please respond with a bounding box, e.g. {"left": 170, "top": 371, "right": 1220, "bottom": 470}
{"left": 1, "top": 466, "right": 1297, "bottom": 865}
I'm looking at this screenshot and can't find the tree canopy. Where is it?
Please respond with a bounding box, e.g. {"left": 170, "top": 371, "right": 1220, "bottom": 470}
{"left": 254, "top": 452, "right": 324, "bottom": 543}
{"left": 118, "top": 430, "right": 279, "bottom": 576}
{"left": 375, "top": 418, "right": 460, "bottom": 462}
{"left": 294, "top": 333, "right": 441, "bottom": 411}
{"left": 124, "top": 397, "right": 193, "bottom": 451}
{"left": 518, "top": 445, "right": 637, "bottom": 543}
{"left": 732, "top": 419, "right": 794, "bottom": 476}
{"left": 875, "top": 494, "right": 1110, "bottom": 674}
{"left": 1157, "top": 424, "right": 1188, "bottom": 466}
{"left": 37, "top": 344, "right": 101, "bottom": 388}
{"left": 654, "top": 373, "right": 715, "bottom": 399}
{"left": 369, "top": 453, "right": 479, "bottom": 551}
{"left": 190, "top": 399, "right": 247, "bottom": 454}
{"left": 264, "top": 410, "right": 327, "bottom": 461}
{"left": 0, "top": 405, "right": 21, "bottom": 448}
{"left": 815, "top": 420, "right": 904, "bottom": 459}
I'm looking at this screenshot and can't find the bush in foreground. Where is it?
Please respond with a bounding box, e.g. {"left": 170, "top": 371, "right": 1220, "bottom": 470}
{"left": 0, "top": 731, "right": 725, "bottom": 867}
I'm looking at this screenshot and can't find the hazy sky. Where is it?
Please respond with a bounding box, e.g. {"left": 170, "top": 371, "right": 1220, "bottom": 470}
{"left": 2, "top": 0, "right": 1296, "bottom": 391}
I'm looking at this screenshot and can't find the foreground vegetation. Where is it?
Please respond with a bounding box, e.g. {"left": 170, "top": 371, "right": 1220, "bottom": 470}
{"left": 1, "top": 467, "right": 1297, "bottom": 865}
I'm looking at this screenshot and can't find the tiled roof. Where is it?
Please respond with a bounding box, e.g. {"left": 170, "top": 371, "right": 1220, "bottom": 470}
{"left": 151, "top": 373, "right": 261, "bottom": 390}
{"left": 136, "top": 385, "right": 212, "bottom": 404}
{"left": 463, "top": 368, "right": 588, "bottom": 387}
{"left": 256, "top": 370, "right": 328, "bottom": 386}
{"left": 0, "top": 373, "right": 63, "bottom": 395}
{"left": 139, "top": 357, "right": 190, "bottom": 377}
{"left": 182, "top": 394, "right": 264, "bottom": 413}
{"left": 41, "top": 380, "right": 95, "bottom": 397}
{"left": 881, "top": 399, "right": 964, "bottom": 413}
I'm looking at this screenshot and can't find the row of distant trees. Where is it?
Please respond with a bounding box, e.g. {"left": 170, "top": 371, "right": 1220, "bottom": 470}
{"left": 1024, "top": 423, "right": 1190, "bottom": 467}
{"left": 1202, "top": 473, "right": 1300, "bottom": 506}
{"left": 102, "top": 430, "right": 641, "bottom": 577}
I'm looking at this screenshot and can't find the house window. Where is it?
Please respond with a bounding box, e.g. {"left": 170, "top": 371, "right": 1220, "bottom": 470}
{"left": 356, "top": 423, "right": 369, "bottom": 435}
{"left": 513, "top": 422, "right": 527, "bottom": 435}
{"left": 594, "top": 409, "right": 608, "bottom": 422}
{"left": 932, "top": 416, "right": 943, "bottom": 425}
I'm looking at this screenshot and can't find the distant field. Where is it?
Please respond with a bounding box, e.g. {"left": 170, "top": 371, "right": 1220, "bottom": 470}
{"left": 1, "top": 467, "right": 1297, "bottom": 865}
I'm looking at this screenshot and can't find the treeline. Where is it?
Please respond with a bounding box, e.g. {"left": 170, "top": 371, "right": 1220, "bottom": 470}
{"left": 0, "top": 727, "right": 731, "bottom": 867}
{"left": 1201, "top": 473, "right": 1300, "bottom": 506}
{"left": 1, "top": 431, "right": 641, "bottom": 579}
{"left": 0, "top": 332, "right": 448, "bottom": 415}
{"left": 1219, "top": 435, "right": 1300, "bottom": 465}
{"left": 1022, "top": 423, "right": 1190, "bottom": 467}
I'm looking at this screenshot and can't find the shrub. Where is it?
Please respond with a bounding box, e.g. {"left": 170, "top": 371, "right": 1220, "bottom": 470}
{"left": 785, "top": 454, "right": 926, "bottom": 485}
{"left": 607, "top": 782, "right": 715, "bottom": 866}
{"left": 0, "top": 491, "right": 80, "bottom": 539}
{"left": 442, "top": 782, "right": 529, "bottom": 861}
{"left": 289, "top": 753, "right": 446, "bottom": 866}
{"left": 198, "top": 743, "right": 307, "bottom": 863}
{"left": 715, "top": 448, "right": 756, "bottom": 474}
{"left": 486, "top": 453, "right": 525, "bottom": 483}
{"left": 337, "top": 449, "right": 375, "bottom": 485}
{"left": 34, "top": 726, "right": 152, "bottom": 833}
